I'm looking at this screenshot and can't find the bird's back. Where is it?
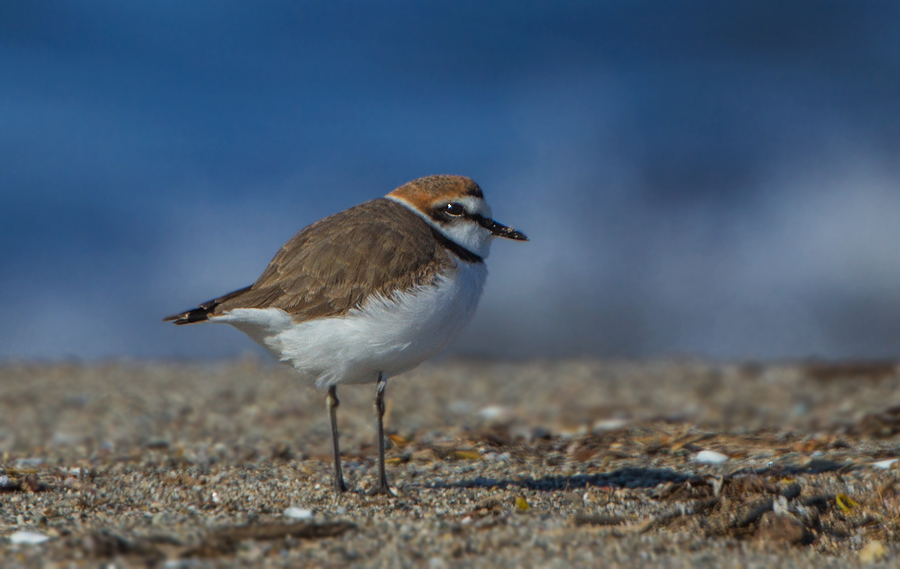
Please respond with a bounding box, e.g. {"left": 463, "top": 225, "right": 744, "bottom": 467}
{"left": 165, "top": 198, "right": 457, "bottom": 325}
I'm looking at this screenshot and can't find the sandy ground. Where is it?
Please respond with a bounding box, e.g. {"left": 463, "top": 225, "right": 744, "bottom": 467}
{"left": 2, "top": 357, "right": 900, "bottom": 567}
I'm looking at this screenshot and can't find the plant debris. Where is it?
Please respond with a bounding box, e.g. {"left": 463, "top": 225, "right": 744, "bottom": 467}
{"left": 2, "top": 359, "right": 900, "bottom": 566}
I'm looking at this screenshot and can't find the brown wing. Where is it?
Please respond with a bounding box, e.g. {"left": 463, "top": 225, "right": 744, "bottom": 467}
{"left": 164, "top": 199, "right": 454, "bottom": 325}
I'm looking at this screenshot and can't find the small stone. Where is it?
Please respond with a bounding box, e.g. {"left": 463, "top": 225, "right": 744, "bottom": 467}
{"left": 859, "top": 540, "right": 888, "bottom": 563}
{"left": 779, "top": 481, "right": 802, "bottom": 501}
{"left": 411, "top": 448, "right": 437, "bottom": 462}
{"left": 773, "top": 495, "right": 789, "bottom": 516}
{"left": 793, "top": 504, "right": 820, "bottom": 529}
{"left": 707, "top": 476, "right": 724, "bottom": 496}
{"left": 573, "top": 514, "right": 627, "bottom": 526}
{"left": 558, "top": 426, "right": 589, "bottom": 439}
{"left": 756, "top": 512, "right": 810, "bottom": 545}
{"left": 478, "top": 405, "right": 511, "bottom": 422}
{"left": 9, "top": 531, "right": 50, "bottom": 545}
{"left": 803, "top": 458, "right": 844, "bottom": 473}
{"left": 531, "top": 426, "right": 552, "bottom": 439}
{"left": 592, "top": 418, "right": 629, "bottom": 432}
{"left": 561, "top": 491, "right": 582, "bottom": 504}
{"left": 694, "top": 450, "right": 729, "bottom": 464}
{"left": 494, "top": 452, "right": 511, "bottom": 462}
{"left": 284, "top": 507, "right": 313, "bottom": 520}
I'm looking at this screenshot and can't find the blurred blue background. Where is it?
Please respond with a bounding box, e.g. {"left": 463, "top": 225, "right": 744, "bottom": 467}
{"left": 3, "top": 1, "right": 900, "bottom": 361}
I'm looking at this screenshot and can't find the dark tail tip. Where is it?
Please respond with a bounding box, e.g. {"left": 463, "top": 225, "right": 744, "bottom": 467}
{"left": 163, "top": 285, "right": 252, "bottom": 326}
{"left": 162, "top": 308, "right": 210, "bottom": 325}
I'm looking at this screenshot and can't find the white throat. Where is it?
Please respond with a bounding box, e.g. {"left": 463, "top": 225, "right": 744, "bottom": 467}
{"left": 386, "top": 195, "right": 494, "bottom": 259}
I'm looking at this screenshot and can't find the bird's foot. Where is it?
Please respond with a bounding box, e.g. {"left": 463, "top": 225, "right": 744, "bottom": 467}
{"left": 368, "top": 480, "right": 395, "bottom": 497}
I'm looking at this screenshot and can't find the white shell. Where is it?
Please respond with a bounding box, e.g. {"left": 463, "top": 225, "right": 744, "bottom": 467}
{"left": 9, "top": 531, "right": 50, "bottom": 545}
{"left": 283, "top": 507, "right": 313, "bottom": 519}
{"left": 693, "top": 450, "right": 729, "bottom": 464}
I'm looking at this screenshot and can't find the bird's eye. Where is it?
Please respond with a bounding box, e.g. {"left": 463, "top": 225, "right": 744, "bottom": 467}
{"left": 444, "top": 202, "right": 465, "bottom": 216}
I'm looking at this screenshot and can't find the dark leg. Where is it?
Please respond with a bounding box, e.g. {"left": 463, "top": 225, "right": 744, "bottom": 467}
{"left": 326, "top": 386, "right": 347, "bottom": 493}
{"left": 372, "top": 373, "right": 393, "bottom": 495}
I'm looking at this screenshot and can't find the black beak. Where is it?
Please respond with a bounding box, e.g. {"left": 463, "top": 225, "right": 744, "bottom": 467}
{"left": 474, "top": 215, "right": 528, "bottom": 241}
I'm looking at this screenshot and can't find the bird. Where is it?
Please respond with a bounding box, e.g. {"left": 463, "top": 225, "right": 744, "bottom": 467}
{"left": 163, "top": 175, "right": 527, "bottom": 495}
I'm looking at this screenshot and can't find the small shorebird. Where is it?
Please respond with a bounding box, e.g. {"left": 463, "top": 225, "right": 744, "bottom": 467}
{"left": 164, "top": 175, "right": 527, "bottom": 494}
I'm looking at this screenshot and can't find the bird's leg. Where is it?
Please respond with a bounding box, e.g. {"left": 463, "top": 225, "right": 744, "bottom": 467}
{"left": 371, "top": 373, "right": 393, "bottom": 495}
{"left": 326, "top": 386, "right": 347, "bottom": 493}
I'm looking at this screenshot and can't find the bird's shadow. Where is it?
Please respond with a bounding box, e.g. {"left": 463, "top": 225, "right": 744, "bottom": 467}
{"left": 430, "top": 466, "right": 690, "bottom": 491}
{"left": 426, "top": 458, "right": 850, "bottom": 492}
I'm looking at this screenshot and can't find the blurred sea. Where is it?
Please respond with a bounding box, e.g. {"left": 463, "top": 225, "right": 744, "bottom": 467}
{"left": 3, "top": 2, "right": 900, "bottom": 360}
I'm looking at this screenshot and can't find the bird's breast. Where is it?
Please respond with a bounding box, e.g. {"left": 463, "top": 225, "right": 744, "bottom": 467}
{"left": 233, "top": 260, "right": 487, "bottom": 388}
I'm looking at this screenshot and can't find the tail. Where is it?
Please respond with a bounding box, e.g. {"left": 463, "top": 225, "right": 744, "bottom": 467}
{"left": 163, "top": 285, "right": 252, "bottom": 325}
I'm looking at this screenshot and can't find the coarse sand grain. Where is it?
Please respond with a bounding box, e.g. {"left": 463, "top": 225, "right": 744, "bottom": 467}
{"left": 1, "top": 358, "right": 900, "bottom": 567}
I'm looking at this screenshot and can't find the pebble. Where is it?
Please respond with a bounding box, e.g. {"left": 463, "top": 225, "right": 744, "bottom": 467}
{"left": 284, "top": 507, "right": 313, "bottom": 520}
{"left": 859, "top": 540, "right": 887, "bottom": 563}
{"left": 483, "top": 452, "right": 511, "bottom": 462}
{"left": 4, "top": 360, "right": 900, "bottom": 567}
{"left": 694, "top": 450, "right": 729, "bottom": 464}
{"left": 478, "top": 405, "right": 511, "bottom": 422}
{"left": 9, "top": 531, "right": 50, "bottom": 545}
{"left": 592, "top": 418, "right": 629, "bottom": 432}
{"left": 756, "top": 512, "right": 810, "bottom": 545}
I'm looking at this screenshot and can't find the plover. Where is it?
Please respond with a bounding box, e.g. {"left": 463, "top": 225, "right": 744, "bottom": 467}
{"left": 164, "top": 175, "right": 527, "bottom": 494}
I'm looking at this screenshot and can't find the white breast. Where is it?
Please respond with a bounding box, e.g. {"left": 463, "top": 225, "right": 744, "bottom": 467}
{"left": 212, "top": 260, "right": 487, "bottom": 389}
